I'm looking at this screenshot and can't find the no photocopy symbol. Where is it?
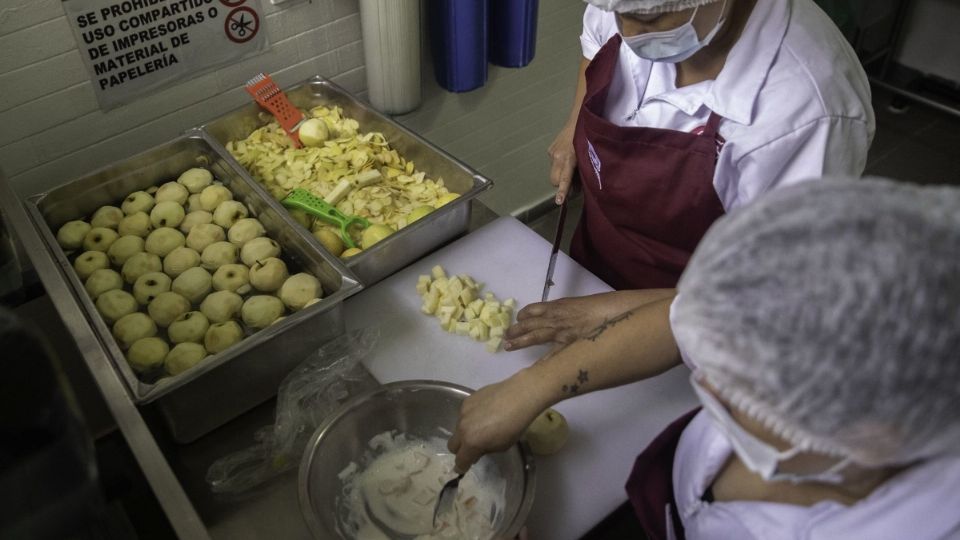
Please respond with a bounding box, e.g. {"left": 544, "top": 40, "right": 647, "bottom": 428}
{"left": 225, "top": 6, "right": 259, "bottom": 43}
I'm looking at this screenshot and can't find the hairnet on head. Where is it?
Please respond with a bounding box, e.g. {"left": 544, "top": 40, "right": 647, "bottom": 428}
{"left": 585, "top": 0, "right": 719, "bottom": 14}
{"left": 671, "top": 177, "right": 960, "bottom": 467}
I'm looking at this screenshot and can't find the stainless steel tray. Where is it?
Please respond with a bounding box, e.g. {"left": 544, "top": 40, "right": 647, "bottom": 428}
{"left": 24, "top": 131, "right": 362, "bottom": 443}
{"left": 200, "top": 76, "right": 493, "bottom": 285}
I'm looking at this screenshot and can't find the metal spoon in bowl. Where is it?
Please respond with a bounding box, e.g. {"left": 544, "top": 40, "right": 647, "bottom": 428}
{"left": 432, "top": 472, "right": 465, "bottom": 528}
{"left": 362, "top": 496, "right": 418, "bottom": 540}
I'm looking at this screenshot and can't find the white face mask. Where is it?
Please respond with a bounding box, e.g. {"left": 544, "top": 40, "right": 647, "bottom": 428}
{"left": 618, "top": 0, "right": 727, "bottom": 63}
{"left": 691, "top": 375, "right": 853, "bottom": 484}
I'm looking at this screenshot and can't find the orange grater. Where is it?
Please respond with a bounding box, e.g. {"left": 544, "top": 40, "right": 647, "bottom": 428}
{"left": 244, "top": 72, "right": 305, "bottom": 148}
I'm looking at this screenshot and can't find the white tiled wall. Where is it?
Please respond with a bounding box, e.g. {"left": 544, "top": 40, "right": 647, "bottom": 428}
{"left": 0, "top": 0, "right": 365, "bottom": 197}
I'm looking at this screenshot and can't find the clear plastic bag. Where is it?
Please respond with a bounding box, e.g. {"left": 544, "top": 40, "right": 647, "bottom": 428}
{"left": 206, "top": 328, "right": 380, "bottom": 494}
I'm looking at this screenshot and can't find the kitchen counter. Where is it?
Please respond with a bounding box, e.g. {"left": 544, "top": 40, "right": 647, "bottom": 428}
{"left": 6, "top": 196, "right": 697, "bottom": 539}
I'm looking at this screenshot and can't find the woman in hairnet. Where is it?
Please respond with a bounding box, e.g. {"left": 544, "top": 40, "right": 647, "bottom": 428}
{"left": 451, "top": 178, "right": 960, "bottom": 538}
{"left": 506, "top": 0, "right": 875, "bottom": 350}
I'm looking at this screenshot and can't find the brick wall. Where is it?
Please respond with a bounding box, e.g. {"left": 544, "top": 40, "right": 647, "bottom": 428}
{"left": 0, "top": 0, "right": 365, "bottom": 197}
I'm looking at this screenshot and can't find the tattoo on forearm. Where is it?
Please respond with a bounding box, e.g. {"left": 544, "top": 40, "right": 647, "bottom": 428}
{"left": 561, "top": 370, "right": 590, "bottom": 394}
{"left": 584, "top": 310, "right": 633, "bottom": 342}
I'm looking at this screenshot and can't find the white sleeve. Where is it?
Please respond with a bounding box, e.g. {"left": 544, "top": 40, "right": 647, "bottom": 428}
{"left": 725, "top": 116, "right": 873, "bottom": 210}
{"left": 580, "top": 5, "right": 617, "bottom": 60}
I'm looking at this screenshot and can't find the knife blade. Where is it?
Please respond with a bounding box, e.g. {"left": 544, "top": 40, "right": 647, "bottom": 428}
{"left": 541, "top": 199, "right": 569, "bottom": 302}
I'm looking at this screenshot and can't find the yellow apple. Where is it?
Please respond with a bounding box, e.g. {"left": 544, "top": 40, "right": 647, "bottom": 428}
{"left": 524, "top": 408, "right": 569, "bottom": 455}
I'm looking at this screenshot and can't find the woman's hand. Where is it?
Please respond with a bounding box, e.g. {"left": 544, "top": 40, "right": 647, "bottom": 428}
{"left": 548, "top": 124, "right": 577, "bottom": 205}
{"left": 448, "top": 369, "right": 550, "bottom": 473}
{"left": 504, "top": 290, "right": 677, "bottom": 351}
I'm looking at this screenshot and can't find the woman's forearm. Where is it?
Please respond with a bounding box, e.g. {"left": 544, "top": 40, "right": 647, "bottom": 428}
{"left": 519, "top": 296, "right": 683, "bottom": 411}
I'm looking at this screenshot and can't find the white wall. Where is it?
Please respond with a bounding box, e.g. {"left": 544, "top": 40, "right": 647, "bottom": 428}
{"left": 0, "top": 0, "right": 366, "bottom": 197}
{"left": 0, "top": 0, "right": 587, "bottom": 219}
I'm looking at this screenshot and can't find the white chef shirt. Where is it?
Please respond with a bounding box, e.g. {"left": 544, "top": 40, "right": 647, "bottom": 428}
{"left": 671, "top": 411, "right": 960, "bottom": 539}
{"left": 580, "top": 0, "right": 875, "bottom": 211}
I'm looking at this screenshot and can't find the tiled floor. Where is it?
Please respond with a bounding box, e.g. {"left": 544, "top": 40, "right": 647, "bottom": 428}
{"left": 527, "top": 84, "right": 960, "bottom": 253}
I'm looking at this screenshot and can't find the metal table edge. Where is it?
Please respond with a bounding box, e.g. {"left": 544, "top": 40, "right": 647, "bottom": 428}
{"left": 0, "top": 173, "right": 211, "bottom": 540}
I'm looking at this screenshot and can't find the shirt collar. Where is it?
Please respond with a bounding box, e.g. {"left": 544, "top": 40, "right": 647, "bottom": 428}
{"left": 704, "top": 0, "right": 790, "bottom": 125}
{"left": 639, "top": 0, "right": 790, "bottom": 125}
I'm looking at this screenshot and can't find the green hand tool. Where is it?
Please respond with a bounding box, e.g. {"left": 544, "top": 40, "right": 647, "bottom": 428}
{"left": 281, "top": 189, "right": 370, "bottom": 249}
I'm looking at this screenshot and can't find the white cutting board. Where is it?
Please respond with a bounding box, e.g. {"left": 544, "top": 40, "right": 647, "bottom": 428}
{"left": 343, "top": 217, "right": 698, "bottom": 539}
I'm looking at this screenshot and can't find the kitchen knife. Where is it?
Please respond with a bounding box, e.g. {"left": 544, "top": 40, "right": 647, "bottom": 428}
{"left": 541, "top": 198, "right": 569, "bottom": 302}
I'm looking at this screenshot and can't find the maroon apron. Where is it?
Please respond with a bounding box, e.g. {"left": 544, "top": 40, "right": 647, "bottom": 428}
{"left": 625, "top": 408, "right": 701, "bottom": 540}
{"left": 570, "top": 35, "right": 726, "bottom": 290}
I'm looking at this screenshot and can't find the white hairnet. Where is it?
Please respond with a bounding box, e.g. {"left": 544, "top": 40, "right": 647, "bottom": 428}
{"left": 672, "top": 177, "right": 960, "bottom": 467}
{"left": 585, "top": 0, "right": 719, "bottom": 14}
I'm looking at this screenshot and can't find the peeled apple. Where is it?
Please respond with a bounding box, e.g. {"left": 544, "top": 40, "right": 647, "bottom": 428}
{"left": 112, "top": 312, "right": 157, "bottom": 349}
{"left": 340, "top": 248, "right": 363, "bottom": 259}
{"left": 177, "top": 168, "right": 213, "bottom": 194}
{"left": 91, "top": 206, "right": 124, "bottom": 229}
{"left": 147, "top": 292, "right": 191, "bottom": 327}
{"left": 164, "top": 343, "right": 207, "bottom": 376}
{"left": 168, "top": 311, "right": 210, "bottom": 344}
{"left": 172, "top": 267, "right": 212, "bottom": 304}
{"left": 360, "top": 224, "right": 394, "bottom": 250}
{"left": 199, "top": 185, "right": 232, "bottom": 212}
{"left": 118, "top": 212, "right": 152, "bottom": 238}
{"left": 126, "top": 337, "right": 169, "bottom": 373}
{"left": 57, "top": 221, "right": 91, "bottom": 250}
{"left": 278, "top": 273, "right": 322, "bottom": 311}
{"left": 249, "top": 257, "right": 288, "bottom": 292}
{"left": 83, "top": 227, "right": 119, "bottom": 252}
{"left": 121, "top": 252, "right": 162, "bottom": 284}
{"left": 121, "top": 192, "right": 155, "bottom": 215}
{"left": 144, "top": 227, "right": 185, "bottom": 257}
{"left": 133, "top": 272, "right": 172, "bottom": 305}
{"left": 204, "top": 321, "right": 243, "bottom": 354}
{"left": 407, "top": 205, "right": 435, "bottom": 223}
{"left": 107, "top": 235, "right": 145, "bottom": 266}
{"left": 298, "top": 118, "right": 329, "bottom": 147}
{"left": 74, "top": 251, "right": 110, "bottom": 280}
{"left": 180, "top": 211, "right": 213, "bottom": 234}
{"left": 155, "top": 182, "right": 189, "bottom": 205}
{"left": 435, "top": 193, "right": 460, "bottom": 207}
{"left": 524, "top": 408, "right": 570, "bottom": 455}
{"left": 312, "top": 228, "right": 344, "bottom": 257}
{"left": 200, "top": 290, "right": 243, "bottom": 323}
{"left": 85, "top": 269, "right": 124, "bottom": 300}
{"left": 95, "top": 289, "right": 138, "bottom": 323}
{"left": 212, "top": 200, "right": 249, "bottom": 229}
{"left": 241, "top": 295, "right": 285, "bottom": 328}
{"left": 150, "top": 201, "right": 185, "bottom": 229}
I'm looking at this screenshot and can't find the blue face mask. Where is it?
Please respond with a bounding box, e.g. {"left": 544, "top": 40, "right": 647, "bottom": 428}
{"left": 691, "top": 375, "right": 853, "bottom": 484}
{"left": 618, "top": 0, "right": 727, "bottom": 63}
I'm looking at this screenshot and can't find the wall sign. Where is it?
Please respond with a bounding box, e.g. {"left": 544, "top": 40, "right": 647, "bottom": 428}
{"left": 63, "top": 0, "right": 268, "bottom": 110}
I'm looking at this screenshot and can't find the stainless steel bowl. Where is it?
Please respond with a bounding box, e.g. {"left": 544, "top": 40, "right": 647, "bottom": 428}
{"left": 298, "top": 380, "right": 535, "bottom": 539}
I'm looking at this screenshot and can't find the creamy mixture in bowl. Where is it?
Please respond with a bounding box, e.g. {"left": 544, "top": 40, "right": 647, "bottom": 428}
{"left": 338, "top": 431, "right": 506, "bottom": 539}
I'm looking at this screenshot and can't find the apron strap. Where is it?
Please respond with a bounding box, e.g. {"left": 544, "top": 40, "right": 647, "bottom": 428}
{"left": 702, "top": 111, "right": 723, "bottom": 139}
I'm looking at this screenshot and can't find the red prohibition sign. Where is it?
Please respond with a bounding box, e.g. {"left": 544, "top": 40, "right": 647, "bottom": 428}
{"left": 220, "top": 0, "right": 245, "bottom": 7}
{"left": 225, "top": 6, "right": 259, "bottom": 43}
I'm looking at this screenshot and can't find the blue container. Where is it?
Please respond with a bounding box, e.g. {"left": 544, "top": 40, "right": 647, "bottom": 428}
{"left": 428, "top": 0, "right": 488, "bottom": 93}
{"left": 489, "top": 0, "right": 539, "bottom": 67}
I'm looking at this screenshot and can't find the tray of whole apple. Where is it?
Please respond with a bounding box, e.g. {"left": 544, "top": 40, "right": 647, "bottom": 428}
{"left": 24, "top": 133, "right": 361, "bottom": 442}
{"left": 201, "top": 76, "right": 493, "bottom": 285}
